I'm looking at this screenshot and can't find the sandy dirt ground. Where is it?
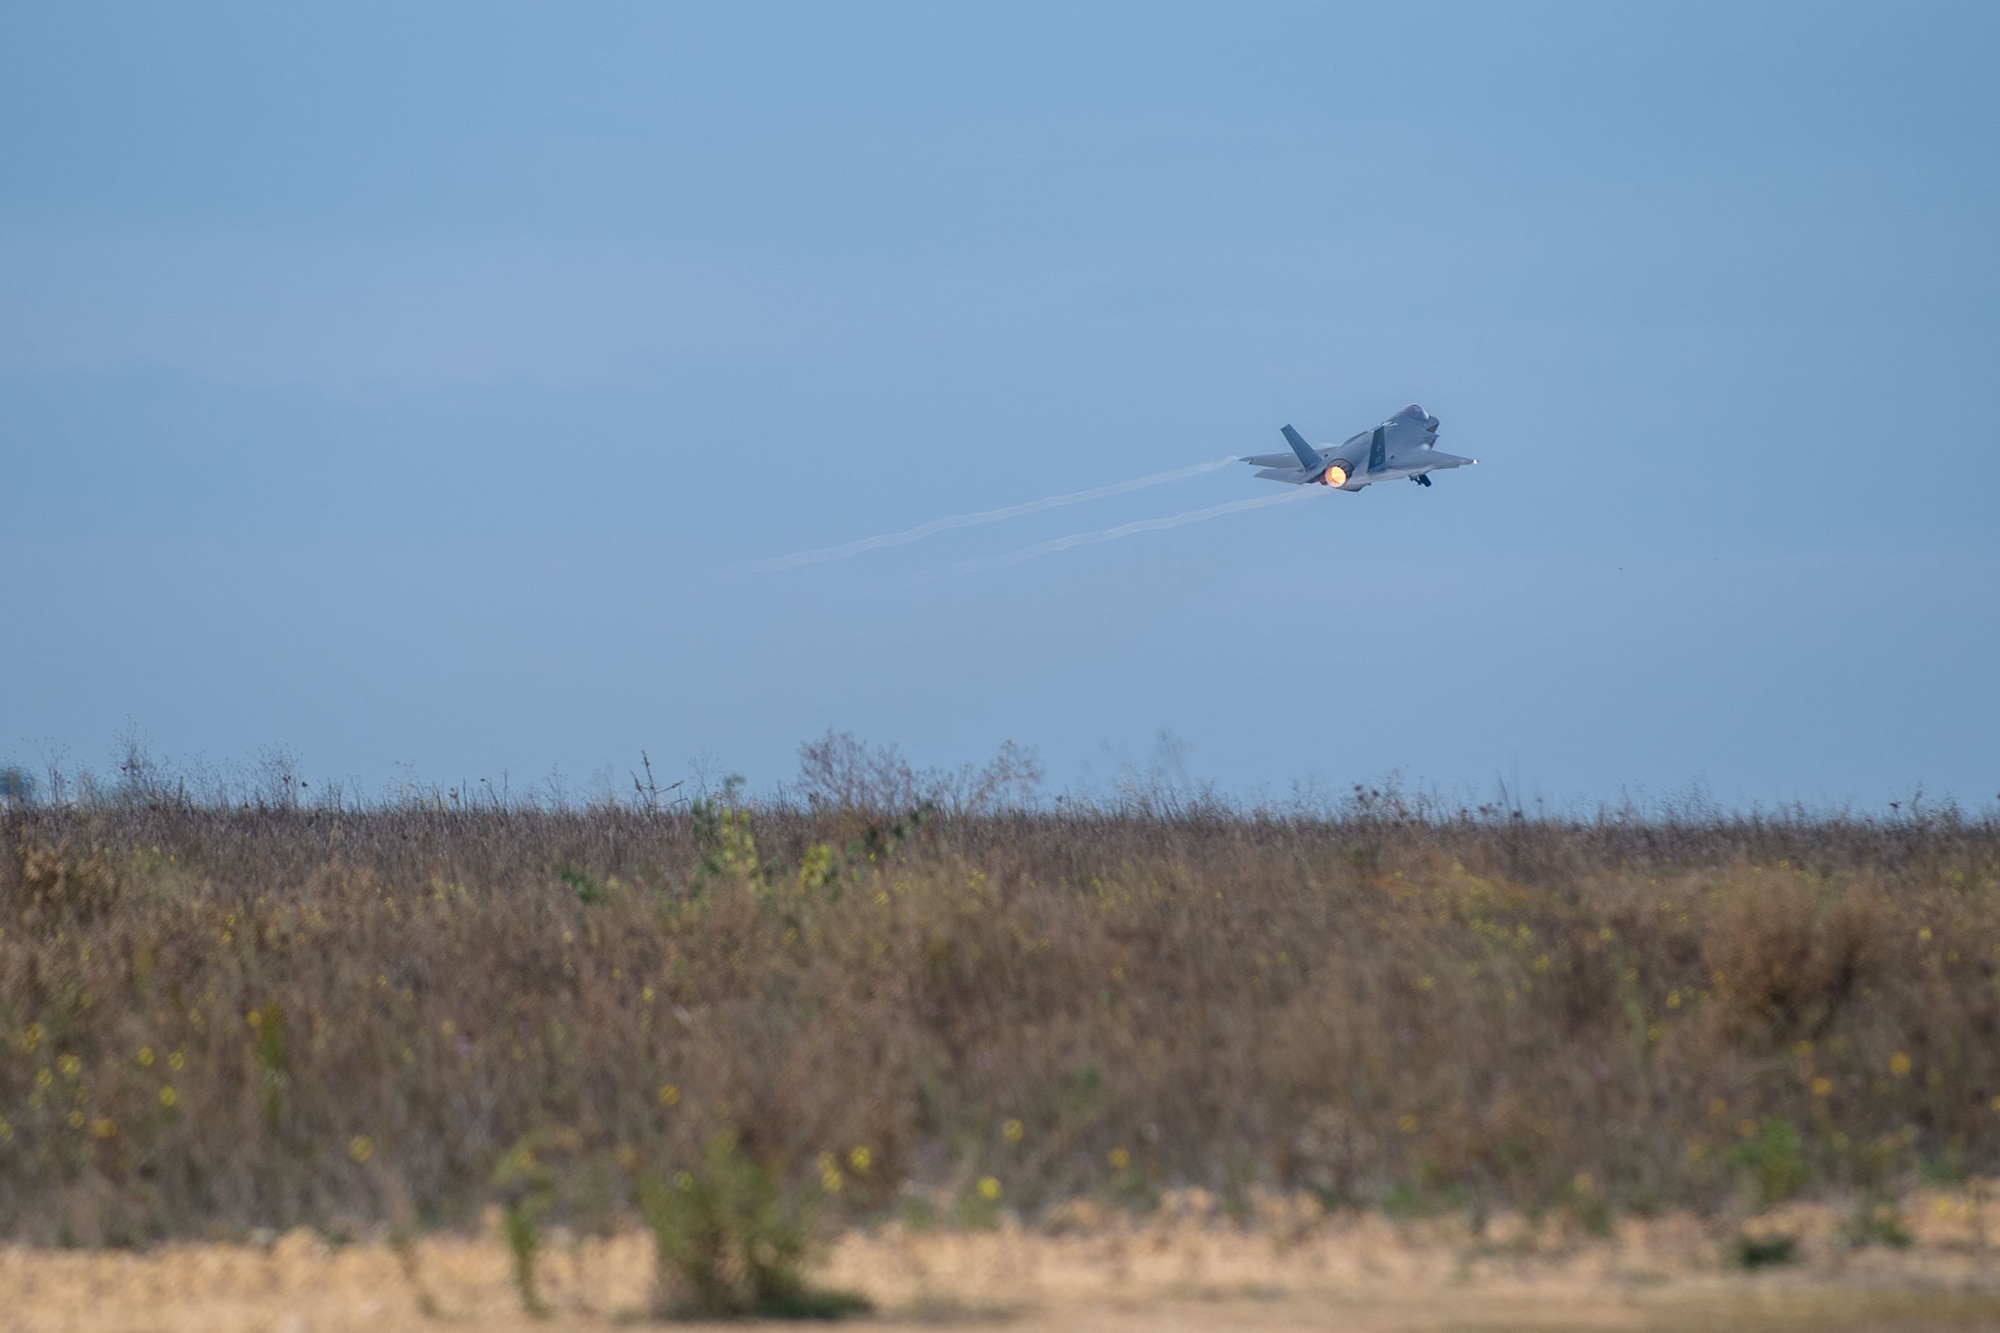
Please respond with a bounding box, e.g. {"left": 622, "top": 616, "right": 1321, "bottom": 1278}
{"left": 6, "top": 1187, "right": 2000, "bottom": 1333}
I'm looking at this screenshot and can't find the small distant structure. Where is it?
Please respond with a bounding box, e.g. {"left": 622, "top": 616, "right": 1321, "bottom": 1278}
{"left": 0, "top": 765, "right": 35, "bottom": 810}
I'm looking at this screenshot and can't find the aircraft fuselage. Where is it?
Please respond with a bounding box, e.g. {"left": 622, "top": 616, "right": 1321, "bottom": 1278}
{"left": 1247, "top": 405, "right": 1475, "bottom": 491}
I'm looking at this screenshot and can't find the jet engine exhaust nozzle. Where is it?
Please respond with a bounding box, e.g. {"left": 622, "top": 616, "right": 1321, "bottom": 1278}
{"left": 1321, "top": 464, "right": 1348, "bottom": 487}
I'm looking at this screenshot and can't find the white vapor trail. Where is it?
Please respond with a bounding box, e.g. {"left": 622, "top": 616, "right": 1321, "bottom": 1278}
{"left": 752, "top": 456, "right": 1240, "bottom": 572}
{"left": 950, "top": 487, "right": 1319, "bottom": 574}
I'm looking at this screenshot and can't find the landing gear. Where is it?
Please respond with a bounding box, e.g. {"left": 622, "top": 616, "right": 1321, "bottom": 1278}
{"left": 1412, "top": 473, "right": 1432, "bottom": 487}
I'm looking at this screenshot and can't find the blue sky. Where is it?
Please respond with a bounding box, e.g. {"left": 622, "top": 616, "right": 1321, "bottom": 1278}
{"left": 4, "top": 3, "right": 1996, "bottom": 809}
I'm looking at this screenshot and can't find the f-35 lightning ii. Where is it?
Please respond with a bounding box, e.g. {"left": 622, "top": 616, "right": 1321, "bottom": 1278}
{"left": 1242, "top": 404, "right": 1475, "bottom": 490}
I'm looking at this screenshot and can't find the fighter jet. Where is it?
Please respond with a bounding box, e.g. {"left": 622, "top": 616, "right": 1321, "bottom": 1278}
{"left": 1242, "top": 404, "right": 1475, "bottom": 490}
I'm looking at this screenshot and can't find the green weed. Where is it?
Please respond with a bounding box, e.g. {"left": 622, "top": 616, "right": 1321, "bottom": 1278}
{"left": 1731, "top": 1118, "right": 1809, "bottom": 1209}
{"left": 638, "top": 1135, "right": 868, "bottom": 1320}
{"left": 1732, "top": 1233, "right": 1799, "bottom": 1269}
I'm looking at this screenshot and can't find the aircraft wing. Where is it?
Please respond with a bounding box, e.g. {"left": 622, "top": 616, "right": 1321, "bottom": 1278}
{"left": 1420, "top": 450, "right": 1475, "bottom": 470}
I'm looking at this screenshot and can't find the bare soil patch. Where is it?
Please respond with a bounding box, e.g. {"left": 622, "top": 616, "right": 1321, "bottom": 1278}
{"left": 7, "top": 1189, "right": 1999, "bottom": 1333}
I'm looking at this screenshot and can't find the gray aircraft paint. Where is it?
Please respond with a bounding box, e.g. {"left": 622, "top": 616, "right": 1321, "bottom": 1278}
{"left": 1244, "top": 405, "right": 1475, "bottom": 492}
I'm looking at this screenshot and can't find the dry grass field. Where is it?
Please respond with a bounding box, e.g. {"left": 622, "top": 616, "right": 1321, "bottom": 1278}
{"left": 4, "top": 737, "right": 1999, "bottom": 1323}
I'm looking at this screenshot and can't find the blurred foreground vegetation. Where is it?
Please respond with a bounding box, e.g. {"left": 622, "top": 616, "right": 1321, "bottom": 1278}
{"left": 3, "top": 738, "right": 1998, "bottom": 1255}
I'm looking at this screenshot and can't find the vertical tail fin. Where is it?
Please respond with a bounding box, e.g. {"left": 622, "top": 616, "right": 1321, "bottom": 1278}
{"left": 1280, "top": 425, "right": 1321, "bottom": 473}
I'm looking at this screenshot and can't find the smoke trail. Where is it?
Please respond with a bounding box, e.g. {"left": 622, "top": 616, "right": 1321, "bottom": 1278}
{"left": 951, "top": 487, "right": 1319, "bottom": 574}
{"left": 753, "top": 456, "right": 1239, "bottom": 572}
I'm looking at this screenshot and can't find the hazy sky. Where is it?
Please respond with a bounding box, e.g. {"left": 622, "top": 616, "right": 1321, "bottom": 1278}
{"left": 5, "top": 3, "right": 1996, "bottom": 810}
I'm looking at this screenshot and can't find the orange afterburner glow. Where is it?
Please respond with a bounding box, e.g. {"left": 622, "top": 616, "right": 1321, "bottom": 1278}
{"left": 1322, "top": 464, "right": 1348, "bottom": 487}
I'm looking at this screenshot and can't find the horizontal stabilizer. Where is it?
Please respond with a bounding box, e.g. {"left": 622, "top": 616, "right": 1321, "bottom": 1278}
{"left": 1252, "top": 467, "right": 1313, "bottom": 483}
{"left": 1281, "top": 425, "right": 1322, "bottom": 473}
{"left": 1242, "top": 451, "right": 1306, "bottom": 468}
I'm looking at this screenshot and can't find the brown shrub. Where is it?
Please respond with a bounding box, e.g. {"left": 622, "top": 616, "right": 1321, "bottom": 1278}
{"left": 1703, "top": 867, "right": 1885, "bottom": 1048}
{"left": 5, "top": 829, "right": 121, "bottom": 929}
